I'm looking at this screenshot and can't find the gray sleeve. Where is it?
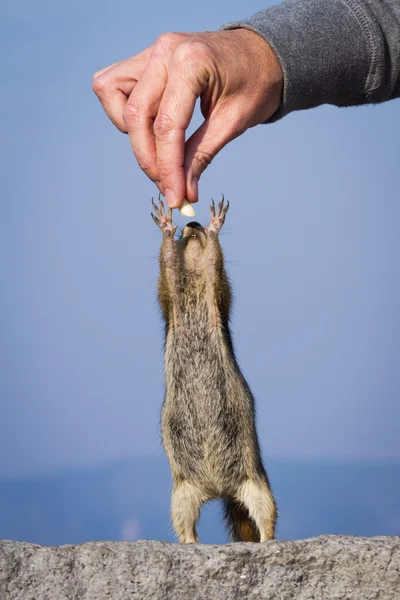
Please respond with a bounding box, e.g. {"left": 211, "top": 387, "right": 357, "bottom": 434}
{"left": 222, "top": 0, "right": 400, "bottom": 121}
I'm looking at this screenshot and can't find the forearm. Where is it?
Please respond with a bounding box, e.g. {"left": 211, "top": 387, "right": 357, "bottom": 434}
{"left": 223, "top": 0, "right": 400, "bottom": 120}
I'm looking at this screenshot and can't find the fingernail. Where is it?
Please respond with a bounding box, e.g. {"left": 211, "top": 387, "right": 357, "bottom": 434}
{"left": 165, "top": 188, "right": 178, "bottom": 208}
{"left": 191, "top": 176, "right": 199, "bottom": 200}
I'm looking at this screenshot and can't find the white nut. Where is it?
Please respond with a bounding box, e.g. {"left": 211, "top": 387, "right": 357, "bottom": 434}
{"left": 179, "top": 198, "right": 196, "bottom": 217}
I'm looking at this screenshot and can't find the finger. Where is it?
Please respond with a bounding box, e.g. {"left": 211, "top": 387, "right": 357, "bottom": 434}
{"left": 93, "top": 59, "right": 125, "bottom": 80}
{"left": 92, "top": 47, "right": 153, "bottom": 133}
{"left": 183, "top": 106, "right": 247, "bottom": 203}
{"left": 154, "top": 44, "right": 208, "bottom": 208}
{"left": 123, "top": 53, "right": 168, "bottom": 184}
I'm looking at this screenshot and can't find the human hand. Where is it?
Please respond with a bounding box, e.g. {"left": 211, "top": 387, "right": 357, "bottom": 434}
{"left": 92, "top": 29, "right": 283, "bottom": 208}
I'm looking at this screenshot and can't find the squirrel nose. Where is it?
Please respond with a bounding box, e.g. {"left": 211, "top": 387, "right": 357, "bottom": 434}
{"left": 183, "top": 222, "right": 205, "bottom": 237}
{"left": 186, "top": 221, "right": 201, "bottom": 229}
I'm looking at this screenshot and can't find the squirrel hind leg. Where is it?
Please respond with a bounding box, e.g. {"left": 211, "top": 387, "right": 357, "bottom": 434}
{"left": 171, "top": 481, "right": 207, "bottom": 543}
{"left": 223, "top": 500, "right": 260, "bottom": 542}
{"left": 237, "top": 478, "right": 277, "bottom": 542}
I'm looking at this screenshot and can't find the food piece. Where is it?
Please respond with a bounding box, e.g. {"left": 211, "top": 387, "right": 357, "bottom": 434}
{"left": 179, "top": 198, "right": 196, "bottom": 217}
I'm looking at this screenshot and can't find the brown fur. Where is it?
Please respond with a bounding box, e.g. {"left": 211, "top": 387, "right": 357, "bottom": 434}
{"left": 152, "top": 196, "right": 277, "bottom": 543}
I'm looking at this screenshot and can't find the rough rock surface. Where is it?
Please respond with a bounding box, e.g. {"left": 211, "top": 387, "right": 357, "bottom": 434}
{"left": 0, "top": 535, "right": 399, "bottom": 599}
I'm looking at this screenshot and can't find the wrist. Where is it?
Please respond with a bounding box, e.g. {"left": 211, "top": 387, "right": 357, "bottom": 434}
{"left": 223, "top": 0, "right": 375, "bottom": 121}
{"left": 223, "top": 27, "right": 284, "bottom": 121}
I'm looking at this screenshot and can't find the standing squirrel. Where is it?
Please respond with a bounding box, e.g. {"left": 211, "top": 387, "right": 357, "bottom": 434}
{"left": 152, "top": 196, "right": 277, "bottom": 543}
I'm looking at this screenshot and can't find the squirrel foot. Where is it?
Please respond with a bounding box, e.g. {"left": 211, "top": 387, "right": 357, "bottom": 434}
{"left": 151, "top": 195, "right": 177, "bottom": 237}
{"left": 207, "top": 195, "right": 229, "bottom": 234}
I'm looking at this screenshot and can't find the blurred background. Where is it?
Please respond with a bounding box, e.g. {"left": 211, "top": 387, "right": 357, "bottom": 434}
{"left": 1, "top": 0, "right": 399, "bottom": 545}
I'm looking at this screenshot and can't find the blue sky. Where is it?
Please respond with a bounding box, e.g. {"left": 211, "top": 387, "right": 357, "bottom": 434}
{"left": 1, "top": 0, "right": 399, "bottom": 477}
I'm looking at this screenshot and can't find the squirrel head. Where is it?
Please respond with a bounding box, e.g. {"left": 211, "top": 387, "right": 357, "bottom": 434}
{"left": 178, "top": 221, "right": 208, "bottom": 272}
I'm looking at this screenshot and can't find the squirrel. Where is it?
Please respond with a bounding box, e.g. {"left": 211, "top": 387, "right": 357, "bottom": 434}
{"left": 152, "top": 196, "right": 277, "bottom": 543}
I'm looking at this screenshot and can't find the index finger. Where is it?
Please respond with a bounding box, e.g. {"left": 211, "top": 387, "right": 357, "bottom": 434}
{"left": 154, "top": 43, "right": 209, "bottom": 207}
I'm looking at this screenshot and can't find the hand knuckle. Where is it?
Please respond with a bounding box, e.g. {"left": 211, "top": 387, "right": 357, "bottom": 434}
{"left": 193, "top": 149, "right": 213, "bottom": 171}
{"left": 157, "top": 163, "right": 174, "bottom": 179}
{"left": 137, "top": 160, "right": 153, "bottom": 174}
{"left": 92, "top": 75, "right": 107, "bottom": 97}
{"left": 123, "top": 102, "right": 143, "bottom": 127}
{"left": 154, "top": 32, "right": 180, "bottom": 53}
{"left": 154, "top": 113, "right": 176, "bottom": 137}
{"left": 174, "top": 40, "right": 212, "bottom": 63}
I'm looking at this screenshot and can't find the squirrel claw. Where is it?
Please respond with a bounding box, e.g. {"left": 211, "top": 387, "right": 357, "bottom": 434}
{"left": 210, "top": 198, "right": 216, "bottom": 219}
{"left": 151, "top": 197, "right": 176, "bottom": 237}
{"left": 208, "top": 195, "right": 229, "bottom": 233}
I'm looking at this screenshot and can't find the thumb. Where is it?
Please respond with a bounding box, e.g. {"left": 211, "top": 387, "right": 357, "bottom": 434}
{"left": 184, "top": 110, "right": 247, "bottom": 203}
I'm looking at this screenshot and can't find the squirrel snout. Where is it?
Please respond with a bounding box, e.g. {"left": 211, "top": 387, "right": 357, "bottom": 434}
{"left": 182, "top": 222, "right": 205, "bottom": 238}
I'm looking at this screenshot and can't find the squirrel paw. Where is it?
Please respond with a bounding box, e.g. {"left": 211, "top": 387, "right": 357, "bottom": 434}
{"left": 208, "top": 195, "right": 229, "bottom": 234}
{"left": 151, "top": 195, "right": 177, "bottom": 237}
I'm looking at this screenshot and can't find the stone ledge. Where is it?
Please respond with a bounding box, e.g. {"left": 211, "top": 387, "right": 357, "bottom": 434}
{"left": 1, "top": 535, "right": 399, "bottom": 599}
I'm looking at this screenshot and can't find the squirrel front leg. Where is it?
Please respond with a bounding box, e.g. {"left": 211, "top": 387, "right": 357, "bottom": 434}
{"left": 205, "top": 197, "right": 231, "bottom": 329}
{"left": 152, "top": 198, "right": 181, "bottom": 328}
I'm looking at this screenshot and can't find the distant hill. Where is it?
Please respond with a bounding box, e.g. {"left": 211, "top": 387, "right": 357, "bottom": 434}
{"left": 0, "top": 457, "right": 399, "bottom": 545}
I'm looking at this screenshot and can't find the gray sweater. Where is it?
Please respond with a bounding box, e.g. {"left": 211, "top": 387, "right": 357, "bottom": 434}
{"left": 223, "top": 0, "right": 400, "bottom": 121}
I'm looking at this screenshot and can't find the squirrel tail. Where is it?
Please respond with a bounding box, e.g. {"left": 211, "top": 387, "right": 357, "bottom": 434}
{"left": 223, "top": 500, "right": 260, "bottom": 542}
